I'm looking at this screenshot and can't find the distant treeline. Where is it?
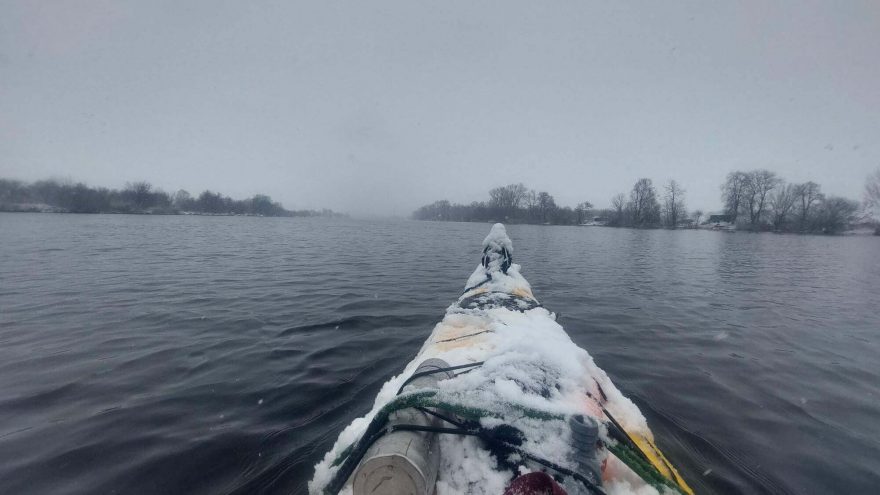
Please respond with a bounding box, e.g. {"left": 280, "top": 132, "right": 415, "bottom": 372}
{"left": 414, "top": 184, "right": 595, "bottom": 225}
{"left": 716, "top": 170, "right": 865, "bottom": 234}
{"left": 413, "top": 169, "right": 880, "bottom": 235}
{"left": 0, "top": 179, "right": 344, "bottom": 218}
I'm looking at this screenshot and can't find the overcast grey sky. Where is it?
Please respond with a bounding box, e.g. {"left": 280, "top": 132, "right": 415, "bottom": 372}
{"left": 1, "top": 1, "right": 878, "bottom": 216}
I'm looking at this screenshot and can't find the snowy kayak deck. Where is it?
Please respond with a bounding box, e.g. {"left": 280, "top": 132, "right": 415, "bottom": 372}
{"left": 310, "top": 224, "right": 692, "bottom": 495}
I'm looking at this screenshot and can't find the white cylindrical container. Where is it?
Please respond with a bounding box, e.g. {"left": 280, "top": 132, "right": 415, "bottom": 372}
{"left": 352, "top": 359, "right": 454, "bottom": 495}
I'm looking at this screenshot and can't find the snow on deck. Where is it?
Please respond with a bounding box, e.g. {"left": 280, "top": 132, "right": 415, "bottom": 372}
{"left": 310, "top": 225, "right": 660, "bottom": 495}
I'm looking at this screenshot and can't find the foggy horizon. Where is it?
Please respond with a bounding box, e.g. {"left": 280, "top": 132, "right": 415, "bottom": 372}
{"left": 0, "top": 169, "right": 873, "bottom": 219}
{"left": 3, "top": 1, "right": 879, "bottom": 217}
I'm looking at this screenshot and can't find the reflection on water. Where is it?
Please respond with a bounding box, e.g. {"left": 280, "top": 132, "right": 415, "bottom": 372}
{"left": 1, "top": 213, "right": 878, "bottom": 494}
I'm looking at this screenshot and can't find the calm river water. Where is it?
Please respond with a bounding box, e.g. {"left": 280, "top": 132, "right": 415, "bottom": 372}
{"left": 1, "top": 213, "right": 878, "bottom": 494}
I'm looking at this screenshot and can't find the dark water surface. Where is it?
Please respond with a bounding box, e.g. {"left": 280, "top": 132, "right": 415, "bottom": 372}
{"left": 1, "top": 213, "right": 878, "bottom": 494}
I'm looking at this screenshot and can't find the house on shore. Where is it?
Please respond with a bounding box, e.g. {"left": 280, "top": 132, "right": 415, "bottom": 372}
{"left": 678, "top": 218, "right": 696, "bottom": 229}
{"left": 705, "top": 214, "right": 735, "bottom": 231}
{"left": 580, "top": 216, "right": 608, "bottom": 226}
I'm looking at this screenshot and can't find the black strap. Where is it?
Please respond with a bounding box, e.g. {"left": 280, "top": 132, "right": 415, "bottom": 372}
{"left": 396, "top": 361, "right": 484, "bottom": 395}
{"left": 462, "top": 274, "right": 492, "bottom": 294}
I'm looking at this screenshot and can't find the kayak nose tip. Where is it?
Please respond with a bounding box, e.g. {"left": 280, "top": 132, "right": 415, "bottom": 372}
{"left": 482, "top": 223, "right": 513, "bottom": 275}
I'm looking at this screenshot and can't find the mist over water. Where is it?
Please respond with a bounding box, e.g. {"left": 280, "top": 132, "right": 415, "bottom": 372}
{"left": 1, "top": 214, "right": 878, "bottom": 494}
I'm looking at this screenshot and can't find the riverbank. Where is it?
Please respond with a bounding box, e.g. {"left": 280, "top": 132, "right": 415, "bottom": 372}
{"left": 0, "top": 204, "right": 344, "bottom": 218}
{"left": 416, "top": 218, "right": 880, "bottom": 236}
{"left": 0, "top": 178, "right": 345, "bottom": 218}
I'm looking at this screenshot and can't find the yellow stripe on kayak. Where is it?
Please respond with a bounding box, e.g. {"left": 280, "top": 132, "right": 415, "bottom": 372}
{"left": 630, "top": 433, "right": 695, "bottom": 495}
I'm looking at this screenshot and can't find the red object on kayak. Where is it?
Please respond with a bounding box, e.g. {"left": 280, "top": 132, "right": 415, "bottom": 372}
{"left": 502, "top": 472, "right": 568, "bottom": 495}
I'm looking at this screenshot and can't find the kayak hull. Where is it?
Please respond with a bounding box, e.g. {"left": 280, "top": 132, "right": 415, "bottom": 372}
{"left": 310, "top": 224, "right": 693, "bottom": 495}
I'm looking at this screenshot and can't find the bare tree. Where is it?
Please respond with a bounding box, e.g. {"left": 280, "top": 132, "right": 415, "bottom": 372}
{"left": 172, "top": 189, "right": 192, "bottom": 209}
{"left": 769, "top": 183, "right": 797, "bottom": 231}
{"left": 610, "top": 193, "right": 626, "bottom": 226}
{"left": 692, "top": 209, "right": 704, "bottom": 226}
{"left": 794, "top": 181, "right": 823, "bottom": 232}
{"left": 488, "top": 183, "right": 528, "bottom": 214}
{"left": 865, "top": 168, "right": 880, "bottom": 215}
{"left": 721, "top": 171, "right": 749, "bottom": 224}
{"left": 662, "top": 180, "right": 686, "bottom": 228}
{"left": 124, "top": 181, "right": 154, "bottom": 210}
{"left": 865, "top": 168, "right": 880, "bottom": 234}
{"left": 524, "top": 189, "right": 538, "bottom": 209}
{"left": 628, "top": 178, "right": 661, "bottom": 227}
{"left": 0, "top": 179, "right": 28, "bottom": 205}
{"left": 523, "top": 189, "right": 539, "bottom": 222}
{"left": 743, "top": 170, "right": 780, "bottom": 228}
{"left": 433, "top": 199, "right": 452, "bottom": 220}
{"left": 816, "top": 197, "right": 859, "bottom": 234}
{"left": 575, "top": 201, "right": 593, "bottom": 224}
{"left": 536, "top": 191, "right": 557, "bottom": 223}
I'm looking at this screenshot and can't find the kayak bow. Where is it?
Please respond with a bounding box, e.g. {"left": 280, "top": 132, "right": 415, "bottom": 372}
{"left": 311, "top": 224, "right": 693, "bottom": 495}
